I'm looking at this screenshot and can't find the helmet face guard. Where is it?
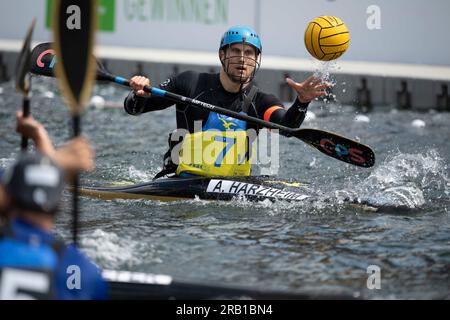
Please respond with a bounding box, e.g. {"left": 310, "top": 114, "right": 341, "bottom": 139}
{"left": 220, "top": 43, "right": 261, "bottom": 85}
{"left": 219, "top": 26, "right": 262, "bottom": 85}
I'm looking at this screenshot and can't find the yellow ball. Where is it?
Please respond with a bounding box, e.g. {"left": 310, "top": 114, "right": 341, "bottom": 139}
{"left": 304, "top": 16, "right": 350, "bottom": 61}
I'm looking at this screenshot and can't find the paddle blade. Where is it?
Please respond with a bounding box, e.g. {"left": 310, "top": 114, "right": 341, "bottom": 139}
{"left": 53, "top": 0, "right": 97, "bottom": 114}
{"left": 293, "top": 128, "right": 375, "bottom": 168}
{"left": 15, "top": 18, "right": 36, "bottom": 95}
{"left": 30, "top": 41, "right": 112, "bottom": 81}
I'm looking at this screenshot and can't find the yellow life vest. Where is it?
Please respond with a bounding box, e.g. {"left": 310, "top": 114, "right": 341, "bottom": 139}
{"left": 176, "top": 112, "right": 253, "bottom": 177}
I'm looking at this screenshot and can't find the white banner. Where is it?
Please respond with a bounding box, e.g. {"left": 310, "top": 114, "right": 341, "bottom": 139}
{"left": 1, "top": 0, "right": 449, "bottom": 66}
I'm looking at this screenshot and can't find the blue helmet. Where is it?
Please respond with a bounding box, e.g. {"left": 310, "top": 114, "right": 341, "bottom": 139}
{"left": 219, "top": 26, "right": 262, "bottom": 54}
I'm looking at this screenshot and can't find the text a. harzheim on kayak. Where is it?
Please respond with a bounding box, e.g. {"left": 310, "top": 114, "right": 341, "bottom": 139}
{"left": 206, "top": 179, "right": 309, "bottom": 201}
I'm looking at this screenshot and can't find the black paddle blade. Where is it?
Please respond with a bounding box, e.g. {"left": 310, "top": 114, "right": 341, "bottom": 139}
{"left": 293, "top": 128, "right": 375, "bottom": 168}
{"left": 52, "top": 0, "right": 98, "bottom": 246}
{"left": 15, "top": 18, "right": 36, "bottom": 95}
{"left": 53, "top": 0, "right": 97, "bottom": 114}
{"left": 30, "top": 41, "right": 111, "bottom": 81}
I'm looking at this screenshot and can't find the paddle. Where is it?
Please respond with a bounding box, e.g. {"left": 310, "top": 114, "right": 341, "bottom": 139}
{"left": 15, "top": 18, "right": 36, "bottom": 151}
{"left": 30, "top": 42, "right": 375, "bottom": 168}
{"left": 52, "top": 0, "right": 97, "bottom": 245}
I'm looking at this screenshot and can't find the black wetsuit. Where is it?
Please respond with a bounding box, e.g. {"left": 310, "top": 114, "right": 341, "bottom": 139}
{"left": 124, "top": 71, "right": 310, "bottom": 177}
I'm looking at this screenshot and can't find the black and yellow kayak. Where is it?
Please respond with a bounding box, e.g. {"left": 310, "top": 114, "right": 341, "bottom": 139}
{"left": 79, "top": 176, "right": 403, "bottom": 212}
{"left": 79, "top": 176, "right": 310, "bottom": 202}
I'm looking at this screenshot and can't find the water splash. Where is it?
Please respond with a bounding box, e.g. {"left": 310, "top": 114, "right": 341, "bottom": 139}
{"left": 313, "top": 60, "right": 339, "bottom": 84}
{"left": 336, "top": 150, "right": 449, "bottom": 209}
{"left": 127, "top": 165, "right": 160, "bottom": 182}
{"left": 0, "top": 157, "right": 15, "bottom": 168}
{"left": 312, "top": 60, "right": 341, "bottom": 105}
{"left": 81, "top": 229, "right": 162, "bottom": 269}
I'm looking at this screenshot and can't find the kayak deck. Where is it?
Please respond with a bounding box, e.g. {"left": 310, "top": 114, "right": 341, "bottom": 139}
{"left": 79, "top": 176, "right": 310, "bottom": 202}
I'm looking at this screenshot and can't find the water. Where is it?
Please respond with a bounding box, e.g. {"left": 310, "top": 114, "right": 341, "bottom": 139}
{"left": 1, "top": 77, "right": 449, "bottom": 299}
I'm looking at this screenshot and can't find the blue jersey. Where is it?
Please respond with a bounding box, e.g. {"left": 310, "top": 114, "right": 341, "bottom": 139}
{"left": 0, "top": 218, "right": 108, "bottom": 300}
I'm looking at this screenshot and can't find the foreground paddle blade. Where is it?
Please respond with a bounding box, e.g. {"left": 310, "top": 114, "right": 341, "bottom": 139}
{"left": 15, "top": 18, "right": 36, "bottom": 95}
{"left": 293, "top": 128, "right": 375, "bottom": 168}
{"left": 52, "top": 0, "right": 98, "bottom": 246}
{"left": 53, "top": 0, "right": 97, "bottom": 114}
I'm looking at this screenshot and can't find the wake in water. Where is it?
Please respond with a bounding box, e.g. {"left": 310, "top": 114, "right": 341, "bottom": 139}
{"left": 134, "top": 150, "right": 449, "bottom": 214}
{"left": 81, "top": 229, "right": 162, "bottom": 269}
{"left": 331, "top": 150, "right": 449, "bottom": 210}
{"left": 101, "top": 150, "right": 448, "bottom": 216}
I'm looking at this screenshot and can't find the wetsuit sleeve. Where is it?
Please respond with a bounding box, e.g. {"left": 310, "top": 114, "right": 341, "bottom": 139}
{"left": 124, "top": 71, "right": 196, "bottom": 115}
{"left": 255, "top": 93, "right": 310, "bottom": 128}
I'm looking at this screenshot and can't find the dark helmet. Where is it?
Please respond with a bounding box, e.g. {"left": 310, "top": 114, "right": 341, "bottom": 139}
{"left": 2, "top": 152, "right": 65, "bottom": 214}
{"left": 219, "top": 25, "right": 262, "bottom": 54}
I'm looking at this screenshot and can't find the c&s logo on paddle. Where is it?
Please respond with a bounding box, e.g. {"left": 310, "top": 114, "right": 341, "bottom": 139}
{"left": 320, "top": 138, "right": 366, "bottom": 165}
{"left": 37, "top": 49, "right": 57, "bottom": 70}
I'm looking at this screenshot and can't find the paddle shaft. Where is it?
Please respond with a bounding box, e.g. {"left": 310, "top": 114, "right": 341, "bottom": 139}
{"left": 96, "top": 72, "right": 374, "bottom": 168}
{"left": 20, "top": 92, "right": 30, "bottom": 150}
{"left": 104, "top": 74, "right": 301, "bottom": 137}
{"left": 72, "top": 115, "right": 81, "bottom": 245}
{"left": 15, "top": 18, "right": 36, "bottom": 151}
{"left": 29, "top": 42, "right": 375, "bottom": 167}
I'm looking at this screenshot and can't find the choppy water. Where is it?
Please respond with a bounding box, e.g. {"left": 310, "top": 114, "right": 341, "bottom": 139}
{"left": 1, "top": 77, "right": 449, "bottom": 299}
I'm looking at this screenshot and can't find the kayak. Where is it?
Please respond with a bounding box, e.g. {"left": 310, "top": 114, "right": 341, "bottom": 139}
{"left": 79, "top": 176, "right": 407, "bottom": 212}
{"left": 79, "top": 176, "right": 311, "bottom": 202}
{"left": 103, "top": 270, "right": 356, "bottom": 299}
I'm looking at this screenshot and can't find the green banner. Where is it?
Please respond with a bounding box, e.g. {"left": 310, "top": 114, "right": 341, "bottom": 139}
{"left": 46, "top": 0, "right": 115, "bottom": 31}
